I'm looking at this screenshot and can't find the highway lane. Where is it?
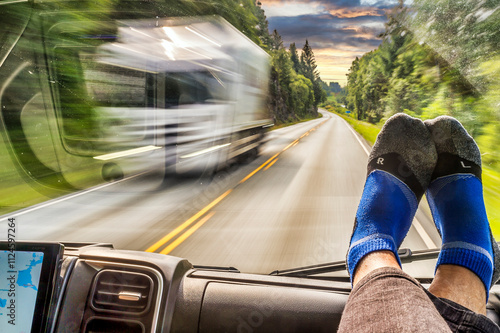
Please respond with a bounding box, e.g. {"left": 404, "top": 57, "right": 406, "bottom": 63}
{"left": 2, "top": 109, "right": 441, "bottom": 275}
{"left": 152, "top": 110, "right": 441, "bottom": 274}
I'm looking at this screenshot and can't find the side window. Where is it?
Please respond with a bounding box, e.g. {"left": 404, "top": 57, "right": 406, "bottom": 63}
{"left": 166, "top": 71, "right": 228, "bottom": 106}
{"left": 51, "top": 46, "right": 100, "bottom": 152}
{"left": 46, "top": 22, "right": 156, "bottom": 155}
{"left": 80, "top": 53, "right": 148, "bottom": 108}
{"left": 0, "top": 19, "right": 72, "bottom": 190}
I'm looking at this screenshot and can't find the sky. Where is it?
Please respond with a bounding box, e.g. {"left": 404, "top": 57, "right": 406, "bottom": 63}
{"left": 259, "top": 0, "right": 399, "bottom": 86}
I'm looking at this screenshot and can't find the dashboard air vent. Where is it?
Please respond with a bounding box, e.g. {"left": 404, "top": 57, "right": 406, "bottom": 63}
{"left": 91, "top": 269, "right": 154, "bottom": 314}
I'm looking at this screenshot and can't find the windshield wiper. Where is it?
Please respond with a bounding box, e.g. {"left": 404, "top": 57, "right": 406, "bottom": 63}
{"left": 269, "top": 248, "right": 440, "bottom": 277}
{"left": 193, "top": 265, "right": 240, "bottom": 273}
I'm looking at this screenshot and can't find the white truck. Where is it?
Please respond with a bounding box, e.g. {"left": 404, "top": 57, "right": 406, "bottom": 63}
{"left": 0, "top": 6, "right": 271, "bottom": 190}
{"left": 71, "top": 17, "right": 272, "bottom": 179}
{"left": 85, "top": 16, "right": 272, "bottom": 179}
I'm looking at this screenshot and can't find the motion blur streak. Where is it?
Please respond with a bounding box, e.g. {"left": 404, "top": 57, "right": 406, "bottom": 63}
{"left": 145, "top": 190, "right": 232, "bottom": 253}
{"left": 160, "top": 211, "right": 216, "bottom": 254}
{"left": 93, "top": 146, "right": 162, "bottom": 161}
{"left": 179, "top": 143, "right": 232, "bottom": 159}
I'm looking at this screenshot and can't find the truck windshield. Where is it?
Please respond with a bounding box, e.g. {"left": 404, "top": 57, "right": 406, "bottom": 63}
{"left": 0, "top": 0, "right": 498, "bottom": 276}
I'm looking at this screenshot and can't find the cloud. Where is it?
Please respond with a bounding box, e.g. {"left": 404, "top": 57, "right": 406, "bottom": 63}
{"left": 267, "top": 14, "right": 385, "bottom": 50}
{"left": 328, "top": 7, "right": 385, "bottom": 18}
{"left": 259, "top": 0, "right": 393, "bottom": 84}
{"left": 261, "top": 0, "right": 397, "bottom": 18}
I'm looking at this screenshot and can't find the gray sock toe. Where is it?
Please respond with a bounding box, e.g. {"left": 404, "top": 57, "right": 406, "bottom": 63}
{"left": 424, "top": 116, "right": 481, "bottom": 167}
{"left": 368, "top": 113, "right": 437, "bottom": 197}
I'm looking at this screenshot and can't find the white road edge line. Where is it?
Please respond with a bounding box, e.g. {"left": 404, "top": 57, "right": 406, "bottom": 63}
{"left": 412, "top": 218, "right": 437, "bottom": 249}
{"left": 335, "top": 113, "right": 437, "bottom": 249}
{"left": 338, "top": 115, "right": 371, "bottom": 156}
{"left": 0, "top": 172, "right": 148, "bottom": 222}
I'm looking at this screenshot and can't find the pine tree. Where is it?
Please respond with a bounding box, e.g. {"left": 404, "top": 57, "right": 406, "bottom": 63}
{"left": 300, "top": 40, "right": 317, "bottom": 81}
{"left": 289, "top": 43, "right": 302, "bottom": 74}
{"left": 271, "top": 29, "right": 284, "bottom": 51}
{"left": 300, "top": 40, "right": 326, "bottom": 109}
{"left": 253, "top": 0, "right": 272, "bottom": 50}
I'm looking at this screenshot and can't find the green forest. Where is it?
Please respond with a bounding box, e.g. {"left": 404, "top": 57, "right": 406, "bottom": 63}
{"left": 217, "top": 0, "right": 327, "bottom": 124}
{"left": 337, "top": 0, "right": 500, "bottom": 169}
{"left": 332, "top": 0, "right": 500, "bottom": 233}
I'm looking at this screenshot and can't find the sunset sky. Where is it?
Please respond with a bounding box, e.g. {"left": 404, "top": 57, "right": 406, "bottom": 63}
{"left": 259, "top": 0, "right": 399, "bottom": 85}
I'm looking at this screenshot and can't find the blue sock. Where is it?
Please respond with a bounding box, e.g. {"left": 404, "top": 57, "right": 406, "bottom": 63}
{"left": 425, "top": 116, "right": 499, "bottom": 293}
{"left": 347, "top": 170, "right": 418, "bottom": 278}
{"left": 347, "top": 113, "right": 437, "bottom": 281}
{"left": 427, "top": 175, "right": 494, "bottom": 290}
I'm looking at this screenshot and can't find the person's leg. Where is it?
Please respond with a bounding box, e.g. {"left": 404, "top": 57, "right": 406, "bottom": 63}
{"left": 338, "top": 266, "right": 452, "bottom": 332}
{"left": 430, "top": 265, "right": 487, "bottom": 315}
{"left": 339, "top": 113, "right": 449, "bottom": 331}
{"left": 352, "top": 250, "right": 399, "bottom": 285}
{"left": 426, "top": 287, "right": 500, "bottom": 332}
{"left": 424, "top": 116, "right": 500, "bottom": 315}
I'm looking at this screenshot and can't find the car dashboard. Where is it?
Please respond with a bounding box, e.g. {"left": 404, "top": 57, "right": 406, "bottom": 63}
{"left": 4, "top": 242, "right": 500, "bottom": 332}
{"left": 3, "top": 242, "right": 348, "bottom": 332}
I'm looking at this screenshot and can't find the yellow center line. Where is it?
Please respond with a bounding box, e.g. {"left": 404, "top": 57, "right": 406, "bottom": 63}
{"left": 145, "top": 117, "right": 330, "bottom": 253}
{"left": 264, "top": 158, "right": 278, "bottom": 171}
{"left": 239, "top": 118, "right": 329, "bottom": 184}
{"left": 160, "top": 211, "right": 216, "bottom": 255}
{"left": 282, "top": 139, "right": 299, "bottom": 152}
{"left": 145, "top": 190, "right": 232, "bottom": 252}
{"left": 239, "top": 152, "right": 280, "bottom": 184}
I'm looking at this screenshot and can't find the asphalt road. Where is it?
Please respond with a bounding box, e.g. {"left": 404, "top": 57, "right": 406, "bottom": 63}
{"left": 3, "top": 110, "right": 441, "bottom": 274}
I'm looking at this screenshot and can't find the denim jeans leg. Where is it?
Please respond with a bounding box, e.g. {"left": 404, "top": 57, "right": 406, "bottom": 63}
{"left": 337, "top": 267, "right": 451, "bottom": 333}
{"left": 425, "top": 289, "right": 500, "bottom": 333}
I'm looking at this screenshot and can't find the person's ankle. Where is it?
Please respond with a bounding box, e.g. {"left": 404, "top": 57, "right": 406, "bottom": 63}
{"left": 429, "top": 264, "right": 487, "bottom": 315}
{"left": 352, "top": 251, "right": 400, "bottom": 286}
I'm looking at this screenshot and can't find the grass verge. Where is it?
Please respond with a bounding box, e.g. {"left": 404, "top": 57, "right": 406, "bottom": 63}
{"left": 483, "top": 167, "right": 500, "bottom": 237}
{"left": 324, "top": 105, "right": 381, "bottom": 144}
{"left": 272, "top": 112, "right": 323, "bottom": 130}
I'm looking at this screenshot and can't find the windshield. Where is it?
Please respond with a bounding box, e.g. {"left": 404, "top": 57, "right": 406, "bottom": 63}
{"left": 0, "top": 0, "right": 498, "bottom": 277}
